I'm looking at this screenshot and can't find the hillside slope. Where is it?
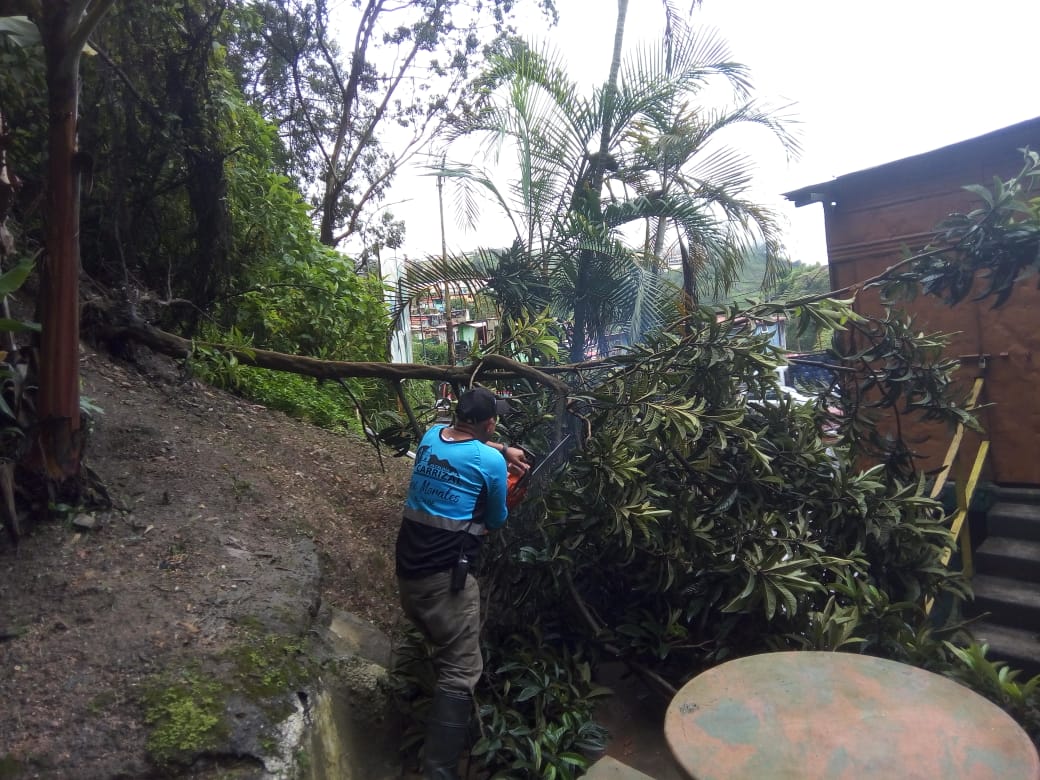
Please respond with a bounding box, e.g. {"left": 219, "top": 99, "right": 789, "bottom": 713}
{"left": 0, "top": 345, "right": 413, "bottom": 777}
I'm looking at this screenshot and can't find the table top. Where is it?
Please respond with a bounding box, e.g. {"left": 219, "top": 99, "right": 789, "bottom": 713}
{"left": 664, "top": 651, "right": 1040, "bottom": 780}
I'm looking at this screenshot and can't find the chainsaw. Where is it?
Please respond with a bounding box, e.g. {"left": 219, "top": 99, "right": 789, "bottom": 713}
{"left": 506, "top": 434, "right": 573, "bottom": 509}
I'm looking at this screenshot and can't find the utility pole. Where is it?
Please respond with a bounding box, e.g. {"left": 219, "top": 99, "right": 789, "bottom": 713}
{"left": 437, "top": 158, "right": 455, "bottom": 365}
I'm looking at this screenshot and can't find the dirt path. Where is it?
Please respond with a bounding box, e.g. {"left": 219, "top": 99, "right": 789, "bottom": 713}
{"left": 0, "top": 347, "right": 413, "bottom": 778}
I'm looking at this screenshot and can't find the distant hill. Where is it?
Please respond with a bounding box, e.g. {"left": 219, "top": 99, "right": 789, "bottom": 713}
{"left": 663, "top": 247, "right": 832, "bottom": 351}
{"left": 663, "top": 248, "right": 831, "bottom": 306}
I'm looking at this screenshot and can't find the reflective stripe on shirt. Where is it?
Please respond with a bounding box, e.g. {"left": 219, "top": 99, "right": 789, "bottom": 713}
{"left": 402, "top": 508, "right": 488, "bottom": 536}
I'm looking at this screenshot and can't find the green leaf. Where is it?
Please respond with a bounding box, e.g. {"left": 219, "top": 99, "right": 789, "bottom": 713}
{"left": 0, "top": 318, "right": 40, "bottom": 333}
{"left": 0, "top": 16, "right": 41, "bottom": 47}
{"left": 0, "top": 258, "right": 35, "bottom": 296}
{"left": 0, "top": 394, "right": 18, "bottom": 422}
{"left": 514, "top": 686, "right": 541, "bottom": 702}
{"left": 763, "top": 582, "right": 776, "bottom": 619}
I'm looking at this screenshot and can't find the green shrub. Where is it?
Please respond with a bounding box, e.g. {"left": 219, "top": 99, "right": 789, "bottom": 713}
{"left": 944, "top": 641, "right": 1040, "bottom": 744}
{"left": 473, "top": 630, "right": 610, "bottom": 779}
{"left": 413, "top": 338, "right": 448, "bottom": 366}
{"left": 390, "top": 626, "right": 609, "bottom": 780}
{"left": 236, "top": 367, "right": 366, "bottom": 434}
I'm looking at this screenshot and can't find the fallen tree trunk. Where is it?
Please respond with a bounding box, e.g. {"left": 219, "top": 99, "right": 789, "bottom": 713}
{"left": 96, "top": 310, "right": 574, "bottom": 397}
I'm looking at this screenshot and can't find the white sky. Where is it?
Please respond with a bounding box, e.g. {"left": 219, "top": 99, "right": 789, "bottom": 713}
{"left": 383, "top": 0, "right": 1040, "bottom": 267}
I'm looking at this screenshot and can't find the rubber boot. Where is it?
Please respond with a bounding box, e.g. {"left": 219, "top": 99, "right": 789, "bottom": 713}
{"left": 422, "top": 687, "right": 472, "bottom": 780}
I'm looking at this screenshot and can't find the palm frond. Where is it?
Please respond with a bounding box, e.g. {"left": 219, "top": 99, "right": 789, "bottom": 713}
{"left": 601, "top": 192, "right": 721, "bottom": 233}
{"left": 429, "top": 10, "right": 795, "bottom": 354}
{"left": 691, "top": 101, "right": 802, "bottom": 160}
{"left": 676, "top": 144, "right": 757, "bottom": 192}
{"left": 423, "top": 163, "right": 522, "bottom": 239}
{"left": 621, "top": 24, "right": 753, "bottom": 103}
{"left": 622, "top": 260, "right": 683, "bottom": 344}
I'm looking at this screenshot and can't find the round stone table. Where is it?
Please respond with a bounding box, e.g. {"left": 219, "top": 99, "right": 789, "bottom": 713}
{"left": 664, "top": 651, "right": 1040, "bottom": 780}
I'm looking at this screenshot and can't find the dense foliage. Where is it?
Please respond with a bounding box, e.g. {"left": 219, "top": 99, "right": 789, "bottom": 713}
{"left": 492, "top": 305, "right": 960, "bottom": 663}
{"left": 388, "top": 156, "right": 1040, "bottom": 776}
{"left": 1, "top": 2, "right": 396, "bottom": 429}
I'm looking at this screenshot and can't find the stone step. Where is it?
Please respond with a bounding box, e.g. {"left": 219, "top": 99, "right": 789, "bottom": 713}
{"left": 585, "top": 756, "right": 657, "bottom": 780}
{"left": 987, "top": 502, "right": 1040, "bottom": 542}
{"left": 993, "top": 487, "right": 1040, "bottom": 506}
{"left": 967, "top": 574, "right": 1040, "bottom": 629}
{"left": 968, "top": 621, "right": 1040, "bottom": 679}
{"left": 975, "top": 536, "right": 1040, "bottom": 583}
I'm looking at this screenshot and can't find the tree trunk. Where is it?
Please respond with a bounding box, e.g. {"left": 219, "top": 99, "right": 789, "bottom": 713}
{"left": 599, "top": 0, "right": 628, "bottom": 156}
{"left": 182, "top": 149, "right": 232, "bottom": 326}
{"left": 36, "top": 7, "right": 85, "bottom": 481}
{"left": 679, "top": 237, "right": 698, "bottom": 311}
{"left": 174, "top": 2, "right": 234, "bottom": 332}
{"left": 93, "top": 307, "right": 572, "bottom": 397}
{"left": 437, "top": 170, "right": 455, "bottom": 365}
{"left": 318, "top": 0, "right": 379, "bottom": 246}
{"left": 569, "top": 0, "right": 628, "bottom": 364}
{"left": 31, "top": 1, "right": 116, "bottom": 484}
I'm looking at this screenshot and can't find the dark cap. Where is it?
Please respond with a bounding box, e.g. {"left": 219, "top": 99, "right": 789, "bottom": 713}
{"left": 456, "top": 387, "right": 510, "bottom": 423}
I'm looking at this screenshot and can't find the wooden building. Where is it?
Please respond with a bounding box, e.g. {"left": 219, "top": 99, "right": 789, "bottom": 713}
{"left": 784, "top": 117, "right": 1040, "bottom": 486}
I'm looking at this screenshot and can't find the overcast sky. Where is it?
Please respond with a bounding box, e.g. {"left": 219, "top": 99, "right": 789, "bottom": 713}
{"left": 384, "top": 0, "right": 1040, "bottom": 267}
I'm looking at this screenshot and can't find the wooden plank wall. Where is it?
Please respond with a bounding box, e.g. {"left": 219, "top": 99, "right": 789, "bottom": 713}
{"left": 820, "top": 120, "right": 1040, "bottom": 484}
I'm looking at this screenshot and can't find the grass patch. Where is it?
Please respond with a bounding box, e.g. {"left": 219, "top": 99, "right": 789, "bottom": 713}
{"left": 87, "top": 690, "right": 118, "bottom": 716}
{"left": 237, "top": 367, "right": 362, "bottom": 434}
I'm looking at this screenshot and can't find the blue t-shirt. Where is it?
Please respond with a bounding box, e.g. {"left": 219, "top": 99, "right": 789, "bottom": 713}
{"left": 396, "top": 425, "right": 509, "bottom": 578}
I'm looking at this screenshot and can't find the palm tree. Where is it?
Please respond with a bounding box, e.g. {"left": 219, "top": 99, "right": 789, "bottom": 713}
{"left": 625, "top": 99, "right": 798, "bottom": 307}
{"left": 400, "top": 8, "right": 799, "bottom": 362}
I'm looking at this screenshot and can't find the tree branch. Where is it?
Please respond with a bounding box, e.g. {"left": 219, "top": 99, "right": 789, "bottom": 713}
{"left": 92, "top": 306, "right": 573, "bottom": 398}
{"left": 90, "top": 41, "right": 165, "bottom": 123}
{"left": 69, "top": 0, "right": 115, "bottom": 56}
{"left": 564, "top": 571, "right": 678, "bottom": 700}
{"left": 787, "top": 357, "right": 854, "bottom": 373}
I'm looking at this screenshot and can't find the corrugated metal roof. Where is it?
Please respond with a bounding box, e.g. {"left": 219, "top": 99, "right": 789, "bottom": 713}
{"left": 782, "top": 116, "right": 1040, "bottom": 206}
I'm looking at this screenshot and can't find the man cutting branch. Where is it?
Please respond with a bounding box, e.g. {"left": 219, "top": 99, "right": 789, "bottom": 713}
{"left": 395, "top": 386, "right": 529, "bottom": 780}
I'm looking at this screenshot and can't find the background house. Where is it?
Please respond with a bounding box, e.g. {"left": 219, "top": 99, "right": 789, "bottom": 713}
{"left": 784, "top": 117, "right": 1040, "bottom": 487}
{"left": 785, "top": 118, "right": 1040, "bottom": 673}
{"left": 408, "top": 285, "right": 498, "bottom": 362}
